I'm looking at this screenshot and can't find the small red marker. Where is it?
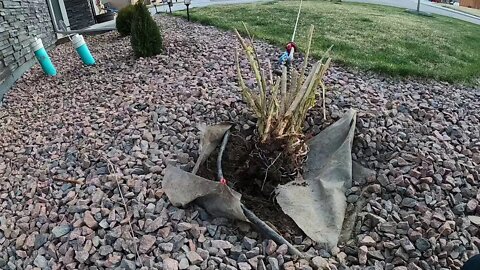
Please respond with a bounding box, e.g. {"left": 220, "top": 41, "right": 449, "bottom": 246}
{"left": 220, "top": 178, "right": 228, "bottom": 185}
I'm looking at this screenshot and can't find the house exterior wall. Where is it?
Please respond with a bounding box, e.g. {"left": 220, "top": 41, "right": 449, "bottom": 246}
{"left": 64, "top": 0, "right": 96, "bottom": 30}
{"left": 0, "top": 0, "right": 57, "bottom": 98}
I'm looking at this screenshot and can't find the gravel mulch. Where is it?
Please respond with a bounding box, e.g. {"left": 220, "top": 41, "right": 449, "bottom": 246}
{"left": 0, "top": 15, "right": 479, "bottom": 270}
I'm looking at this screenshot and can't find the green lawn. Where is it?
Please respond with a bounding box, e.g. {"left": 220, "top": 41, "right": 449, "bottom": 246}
{"left": 176, "top": 0, "right": 480, "bottom": 84}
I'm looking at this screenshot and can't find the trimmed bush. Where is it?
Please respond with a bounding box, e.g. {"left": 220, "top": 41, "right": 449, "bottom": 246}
{"left": 130, "top": 1, "right": 163, "bottom": 58}
{"left": 116, "top": 5, "right": 136, "bottom": 36}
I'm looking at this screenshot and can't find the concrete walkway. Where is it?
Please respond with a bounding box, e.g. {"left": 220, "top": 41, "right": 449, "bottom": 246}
{"left": 346, "top": 0, "right": 480, "bottom": 25}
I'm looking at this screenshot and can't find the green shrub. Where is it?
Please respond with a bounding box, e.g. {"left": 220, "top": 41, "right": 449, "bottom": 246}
{"left": 130, "top": 1, "right": 163, "bottom": 57}
{"left": 116, "top": 5, "right": 136, "bottom": 36}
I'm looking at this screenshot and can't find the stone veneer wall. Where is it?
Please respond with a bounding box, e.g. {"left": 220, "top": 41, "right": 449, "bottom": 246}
{"left": 0, "top": 0, "right": 57, "bottom": 98}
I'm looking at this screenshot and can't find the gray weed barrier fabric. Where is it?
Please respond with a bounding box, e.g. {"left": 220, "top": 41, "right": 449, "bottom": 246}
{"left": 164, "top": 123, "right": 248, "bottom": 221}
{"left": 192, "top": 123, "right": 232, "bottom": 175}
{"left": 276, "top": 109, "right": 356, "bottom": 249}
{"left": 163, "top": 165, "right": 248, "bottom": 221}
{"left": 163, "top": 110, "right": 358, "bottom": 249}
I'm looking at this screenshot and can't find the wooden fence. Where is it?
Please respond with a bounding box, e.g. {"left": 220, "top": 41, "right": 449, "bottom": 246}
{"left": 460, "top": 0, "right": 480, "bottom": 9}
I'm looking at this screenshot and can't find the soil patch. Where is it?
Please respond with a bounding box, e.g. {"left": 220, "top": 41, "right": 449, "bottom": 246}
{"left": 197, "top": 128, "right": 304, "bottom": 239}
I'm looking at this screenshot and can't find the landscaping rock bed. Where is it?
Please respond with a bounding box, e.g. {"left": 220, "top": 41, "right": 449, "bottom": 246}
{"left": 0, "top": 15, "right": 479, "bottom": 270}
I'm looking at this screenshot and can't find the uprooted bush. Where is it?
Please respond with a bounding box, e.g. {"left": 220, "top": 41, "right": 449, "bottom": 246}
{"left": 130, "top": 1, "right": 163, "bottom": 57}
{"left": 235, "top": 24, "right": 332, "bottom": 178}
{"left": 116, "top": 5, "right": 136, "bottom": 36}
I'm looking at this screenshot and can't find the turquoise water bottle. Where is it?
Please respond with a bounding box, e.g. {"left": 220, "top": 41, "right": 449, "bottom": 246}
{"left": 31, "top": 38, "right": 57, "bottom": 76}
{"left": 72, "top": 34, "right": 95, "bottom": 66}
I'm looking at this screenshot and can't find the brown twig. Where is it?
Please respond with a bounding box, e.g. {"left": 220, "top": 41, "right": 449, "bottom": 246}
{"left": 52, "top": 177, "right": 83, "bottom": 185}
{"left": 102, "top": 153, "right": 144, "bottom": 268}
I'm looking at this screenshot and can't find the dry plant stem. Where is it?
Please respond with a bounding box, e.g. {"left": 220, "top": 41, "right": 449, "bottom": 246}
{"left": 103, "top": 153, "right": 144, "bottom": 267}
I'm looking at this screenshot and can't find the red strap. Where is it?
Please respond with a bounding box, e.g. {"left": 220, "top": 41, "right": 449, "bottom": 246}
{"left": 220, "top": 178, "right": 228, "bottom": 185}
